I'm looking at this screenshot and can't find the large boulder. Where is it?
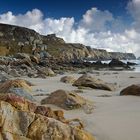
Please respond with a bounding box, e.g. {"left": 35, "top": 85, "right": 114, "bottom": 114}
{"left": 27, "top": 116, "right": 94, "bottom": 140}
{"left": 0, "top": 96, "right": 95, "bottom": 140}
{"left": 60, "top": 76, "right": 76, "bottom": 84}
{"left": 73, "top": 74, "right": 115, "bottom": 91}
{"left": 120, "top": 84, "right": 140, "bottom": 96}
{"left": 41, "top": 89, "right": 89, "bottom": 110}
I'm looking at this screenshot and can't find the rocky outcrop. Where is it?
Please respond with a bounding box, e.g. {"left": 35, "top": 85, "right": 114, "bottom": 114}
{"left": 120, "top": 84, "right": 140, "bottom": 96}
{"left": 0, "top": 23, "right": 136, "bottom": 61}
{"left": 0, "top": 96, "right": 95, "bottom": 140}
{"left": 73, "top": 74, "right": 115, "bottom": 91}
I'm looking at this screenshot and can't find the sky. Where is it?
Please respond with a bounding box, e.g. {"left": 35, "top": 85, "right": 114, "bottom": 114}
{"left": 0, "top": 0, "right": 140, "bottom": 57}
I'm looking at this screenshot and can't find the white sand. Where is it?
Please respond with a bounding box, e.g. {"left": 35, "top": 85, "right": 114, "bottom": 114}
{"left": 26, "top": 71, "right": 140, "bottom": 140}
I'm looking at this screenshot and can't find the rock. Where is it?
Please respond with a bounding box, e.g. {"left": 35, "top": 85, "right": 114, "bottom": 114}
{"left": 12, "top": 58, "right": 33, "bottom": 67}
{"left": 14, "top": 53, "right": 31, "bottom": 60}
{"left": 27, "top": 115, "right": 95, "bottom": 140}
{"left": 109, "top": 59, "right": 128, "bottom": 67}
{"left": 73, "top": 74, "right": 115, "bottom": 91}
{"left": 127, "top": 61, "right": 137, "bottom": 66}
{"left": 0, "top": 101, "right": 35, "bottom": 137}
{"left": 0, "top": 94, "right": 64, "bottom": 121}
{"left": 0, "top": 79, "right": 35, "bottom": 101}
{"left": 9, "top": 88, "right": 36, "bottom": 102}
{"left": 8, "top": 69, "right": 20, "bottom": 77}
{"left": 60, "top": 76, "right": 76, "bottom": 84}
{"left": 82, "top": 102, "right": 94, "bottom": 114}
{"left": 20, "top": 64, "right": 32, "bottom": 71}
{"left": 35, "top": 73, "right": 47, "bottom": 79}
{"left": 0, "top": 93, "right": 36, "bottom": 112}
{"left": 0, "top": 132, "right": 31, "bottom": 140}
{"left": 120, "top": 84, "right": 140, "bottom": 96}
{"left": 38, "top": 60, "right": 48, "bottom": 67}
{"left": 41, "top": 89, "right": 89, "bottom": 110}
{"left": 0, "top": 99, "right": 95, "bottom": 140}
{"left": 34, "top": 106, "right": 66, "bottom": 122}
{"left": 0, "top": 65, "right": 5, "bottom": 71}
{"left": 0, "top": 73, "right": 10, "bottom": 83}
{"left": 0, "top": 94, "right": 63, "bottom": 121}
{"left": 30, "top": 55, "right": 39, "bottom": 64}
{"left": 38, "top": 67, "right": 55, "bottom": 76}
{"left": 0, "top": 79, "right": 32, "bottom": 93}
{"left": 27, "top": 73, "right": 35, "bottom": 78}
{"left": 95, "top": 60, "right": 103, "bottom": 65}
{"left": 21, "top": 58, "right": 33, "bottom": 67}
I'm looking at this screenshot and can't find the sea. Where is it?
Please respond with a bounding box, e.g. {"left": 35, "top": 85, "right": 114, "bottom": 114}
{"left": 90, "top": 60, "right": 140, "bottom": 72}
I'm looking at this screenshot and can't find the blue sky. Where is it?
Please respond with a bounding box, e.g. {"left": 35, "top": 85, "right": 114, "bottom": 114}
{"left": 0, "top": 0, "right": 130, "bottom": 21}
{"left": 0, "top": 0, "right": 140, "bottom": 57}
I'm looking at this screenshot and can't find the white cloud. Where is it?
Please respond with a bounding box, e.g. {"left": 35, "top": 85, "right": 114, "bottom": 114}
{"left": 79, "top": 7, "right": 113, "bottom": 32}
{"left": 0, "top": 6, "right": 140, "bottom": 57}
{"left": 127, "top": 0, "right": 140, "bottom": 31}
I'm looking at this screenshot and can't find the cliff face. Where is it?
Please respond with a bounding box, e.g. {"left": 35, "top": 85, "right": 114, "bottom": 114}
{"left": 0, "top": 23, "right": 42, "bottom": 55}
{"left": 0, "top": 23, "right": 136, "bottom": 60}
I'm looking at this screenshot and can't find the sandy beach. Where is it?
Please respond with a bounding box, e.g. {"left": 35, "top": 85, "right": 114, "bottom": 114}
{"left": 24, "top": 71, "right": 140, "bottom": 140}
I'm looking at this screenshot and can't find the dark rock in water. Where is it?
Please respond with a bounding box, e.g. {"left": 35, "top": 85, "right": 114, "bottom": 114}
{"left": 73, "top": 74, "right": 115, "bottom": 91}
{"left": 120, "top": 84, "right": 140, "bottom": 96}
{"left": 109, "top": 59, "right": 125, "bottom": 66}
{"left": 95, "top": 60, "right": 103, "bottom": 65}
{"left": 109, "top": 59, "right": 129, "bottom": 68}
{"left": 127, "top": 61, "right": 137, "bottom": 66}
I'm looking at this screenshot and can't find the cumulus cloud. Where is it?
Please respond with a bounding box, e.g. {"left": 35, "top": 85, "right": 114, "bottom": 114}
{"left": 0, "top": 4, "right": 140, "bottom": 57}
{"left": 79, "top": 7, "right": 113, "bottom": 32}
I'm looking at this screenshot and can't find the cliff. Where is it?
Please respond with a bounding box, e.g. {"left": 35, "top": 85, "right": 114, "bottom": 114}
{"left": 0, "top": 23, "right": 136, "bottom": 60}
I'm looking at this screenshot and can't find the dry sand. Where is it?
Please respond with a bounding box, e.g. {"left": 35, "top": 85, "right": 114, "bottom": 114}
{"left": 25, "top": 71, "right": 140, "bottom": 140}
